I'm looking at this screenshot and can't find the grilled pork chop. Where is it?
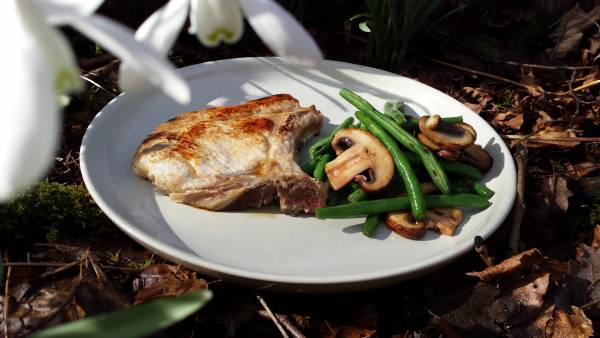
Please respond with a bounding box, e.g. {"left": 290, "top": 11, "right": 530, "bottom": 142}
{"left": 132, "top": 94, "right": 328, "bottom": 214}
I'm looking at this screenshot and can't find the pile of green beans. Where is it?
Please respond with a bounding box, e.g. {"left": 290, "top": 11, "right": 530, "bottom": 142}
{"left": 356, "top": 111, "right": 426, "bottom": 221}
{"left": 299, "top": 88, "right": 495, "bottom": 238}
{"left": 339, "top": 88, "right": 451, "bottom": 194}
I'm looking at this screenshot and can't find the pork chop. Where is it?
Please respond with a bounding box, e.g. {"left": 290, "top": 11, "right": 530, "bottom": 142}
{"left": 132, "top": 94, "right": 328, "bottom": 214}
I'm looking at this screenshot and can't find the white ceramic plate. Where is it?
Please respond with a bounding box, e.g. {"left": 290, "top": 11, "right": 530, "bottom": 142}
{"left": 81, "top": 57, "right": 516, "bottom": 292}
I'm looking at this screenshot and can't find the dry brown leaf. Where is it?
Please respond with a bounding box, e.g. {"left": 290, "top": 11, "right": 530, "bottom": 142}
{"left": 542, "top": 175, "right": 573, "bottom": 213}
{"left": 0, "top": 280, "right": 81, "bottom": 337}
{"left": 549, "top": 4, "right": 600, "bottom": 58}
{"left": 431, "top": 282, "right": 505, "bottom": 336}
{"left": 521, "top": 71, "right": 544, "bottom": 96}
{"left": 132, "top": 264, "right": 207, "bottom": 304}
{"left": 592, "top": 225, "right": 600, "bottom": 249}
{"left": 320, "top": 323, "right": 376, "bottom": 338}
{"left": 564, "top": 162, "right": 600, "bottom": 178}
{"left": 464, "top": 102, "right": 485, "bottom": 114}
{"left": 510, "top": 304, "right": 555, "bottom": 338}
{"left": 461, "top": 86, "right": 493, "bottom": 114}
{"left": 533, "top": 110, "right": 554, "bottom": 133}
{"left": 492, "top": 111, "right": 524, "bottom": 130}
{"left": 546, "top": 306, "right": 594, "bottom": 338}
{"left": 567, "top": 244, "right": 600, "bottom": 314}
{"left": 500, "top": 273, "right": 550, "bottom": 325}
{"left": 529, "top": 126, "right": 580, "bottom": 148}
{"left": 466, "top": 249, "right": 542, "bottom": 282}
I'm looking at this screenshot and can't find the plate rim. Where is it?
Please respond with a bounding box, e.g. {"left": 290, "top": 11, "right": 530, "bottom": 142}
{"left": 80, "top": 57, "right": 516, "bottom": 286}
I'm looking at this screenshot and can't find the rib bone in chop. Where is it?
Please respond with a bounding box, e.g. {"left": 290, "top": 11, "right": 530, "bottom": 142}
{"left": 132, "top": 94, "right": 328, "bottom": 214}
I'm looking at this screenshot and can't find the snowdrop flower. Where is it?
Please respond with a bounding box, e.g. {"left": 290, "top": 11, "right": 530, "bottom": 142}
{"left": 0, "top": 0, "right": 191, "bottom": 202}
{"left": 119, "top": 0, "right": 323, "bottom": 92}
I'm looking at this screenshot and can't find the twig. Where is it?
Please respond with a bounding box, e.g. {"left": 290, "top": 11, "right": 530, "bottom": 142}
{"left": 256, "top": 294, "right": 288, "bottom": 338}
{"left": 3, "top": 263, "right": 11, "bottom": 338}
{"left": 258, "top": 310, "right": 307, "bottom": 338}
{"left": 492, "top": 59, "right": 596, "bottom": 70}
{"left": 473, "top": 236, "right": 494, "bottom": 267}
{"left": 422, "top": 56, "right": 539, "bottom": 92}
{"left": 79, "top": 75, "right": 118, "bottom": 97}
{"left": 502, "top": 135, "right": 600, "bottom": 142}
{"left": 509, "top": 144, "right": 528, "bottom": 253}
{"left": 572, "top": 79, "right": 600, "bottom": 92}
{"left": 581, "top": 298, "right": 600, "bottom": 310}
{"left": 2, "top": 261, "right": 136, "bottom": 272}
{"left": 3, "top": 262, "right": 68, "bottom": 267}
{"left": 32, "top": 259, "right": 83, "bottom": 280}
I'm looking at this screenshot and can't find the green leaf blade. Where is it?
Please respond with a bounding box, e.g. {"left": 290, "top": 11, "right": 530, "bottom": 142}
{"left": 31, "top": 290, "right": 212, "bottom": 338}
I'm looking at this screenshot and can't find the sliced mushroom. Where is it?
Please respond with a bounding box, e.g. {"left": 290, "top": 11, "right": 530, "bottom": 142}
{"left": 424, "top": 208, "right": 463, "bottom": 236}
{"left": 419, "top": 115, "right": 475, "bottom": 150}
{"left": 456, "top": 123, "right": 477, "bottom": 139}
{"left": 436, "top": 148, "right": 460, "bottom": 160}
{"left": 459, "top": 144, "right": 494, "bottom": 172}
{"left": 385, "top": 212, "right": 426, "bottom": 239}
{"left": 325, "top": 128, "right": 394, "bottom": 192}
{"left": 386, "top": 207, "right": 463, "bottom": 238}
{"left": 417, "top": 133, "right": 441, "bottom": 151}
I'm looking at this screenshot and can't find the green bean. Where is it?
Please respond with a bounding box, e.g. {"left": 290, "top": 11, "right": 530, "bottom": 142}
{"left": 438, "top": 159, "right": 482, "bottom": 180}
{"left": 339, "top": 88, "right": 450, "bottom": 194}
{"left": 355, "top": 111, "right": 426, "bottom": 221}
{"left": 362, "top": 214, "right": 381, "bottom": 237}
{"left": 327, "top": 189, "right": 348, "bottom": 207}
{"left": 384, "top": 100, "right": 406, "bottom": 126}
{"left": 313, "top": 154, "right": 331, "bottom": 181}
{"left": 403, "top": 152, "right": 482, "bottom": 181}
{"left": 403, "top": 116, "right": 463, "bottom": 129}
{"left": 315, "top": 194, "right": 490, "bottom": 219}
{"left": 449, "top": 181, "right": 471, "bottom": 194}
{"left": 472, "top": 181, "right": 495, "bottom": 199}
{"left": 301, "top": 157, "right": 319, "bottom": 174}
{"left": 462, "top": 179, "right": 495, "bottom": 199}
{"left": 348, "top": 188, "right": 368, "bottom": 203}
{"left": 309, "top": 117, "right": 354, "bottom": 159}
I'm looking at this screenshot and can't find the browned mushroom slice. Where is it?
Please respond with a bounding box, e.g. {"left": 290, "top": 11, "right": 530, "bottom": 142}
{"left": 459, "top": 144, "right": 493, "bottom": 172}
{"left": 419, "top": 115, "right": 475, "bottom": 150}
{"left": 424, "top": 208, "right": 463, "bottom": 236}
{"left": 325, "top": 128, "right": 394, "bottom": 192}
{"left": 456, "top": 123, "right": 477, "bottom": 139}
{"left": 436, "top": 148, "right": 460, "bottom": 160}
{"left": 417, "top": 133, "right": 442, "bottom": 151}
{"left": 385, "top": 212, "right": 426, "bottom": 239}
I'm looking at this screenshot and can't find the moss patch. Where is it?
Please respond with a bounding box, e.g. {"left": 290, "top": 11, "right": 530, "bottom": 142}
{"left": 0, "top": 181, "right": 115, "bottom": 249}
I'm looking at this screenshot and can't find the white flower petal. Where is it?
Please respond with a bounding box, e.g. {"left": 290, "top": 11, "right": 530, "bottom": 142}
{"left": 240, "top": 0, "right": 323, "bottom": 67}
{"left": 189, "top": 0, "right": 244, "bottom": 47}
{"left": 135, "top": 0, "right": 190, "bottom": 54}
{"left": 17, "top": 0, "right": 82, "bottom": 94}
{"left": 0, "top": 1, "right": 60, "bottom": 201}
{"left": 43, "top": 0, "right": 104, "bottom": 15}
{"left": 119, "top": 0, "right": 190, "bottom": 94}
{"left": 63, "top": 11, "right": 190, "bottom": 103}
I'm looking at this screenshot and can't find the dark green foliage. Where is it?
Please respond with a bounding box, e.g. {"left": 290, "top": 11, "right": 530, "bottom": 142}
{"left": 0, "top": 181, "right": 113, "bottom": 248}
{"left": 358, "top": 0, "right": 441, "bottom": 70}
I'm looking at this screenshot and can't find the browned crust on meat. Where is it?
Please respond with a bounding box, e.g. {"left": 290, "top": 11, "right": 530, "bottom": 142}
{"left": 135, "top": 94, "right": 302, "bottom": 162}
